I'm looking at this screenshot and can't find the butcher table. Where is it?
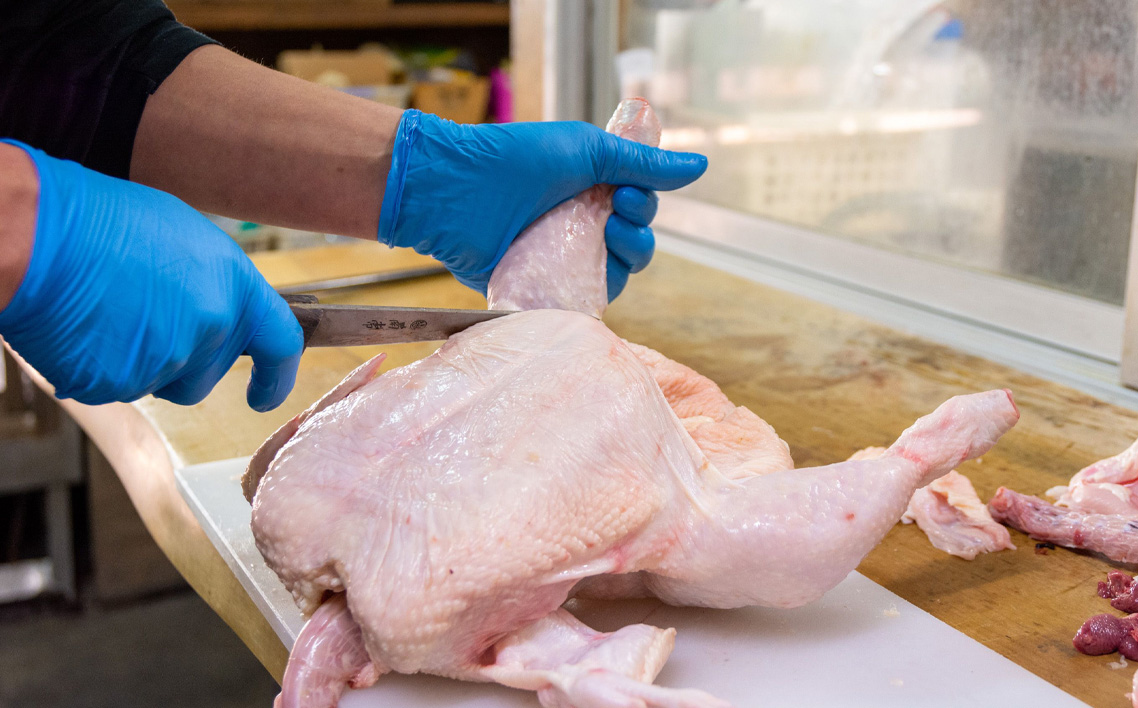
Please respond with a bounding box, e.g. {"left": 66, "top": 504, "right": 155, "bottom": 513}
{"left": 27, "top": 239, "right": 1138, "bottom": 707}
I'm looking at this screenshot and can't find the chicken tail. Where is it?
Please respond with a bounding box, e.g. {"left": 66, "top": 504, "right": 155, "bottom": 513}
{"left": 277, "top": 593, "right": 385, "bottom": 708}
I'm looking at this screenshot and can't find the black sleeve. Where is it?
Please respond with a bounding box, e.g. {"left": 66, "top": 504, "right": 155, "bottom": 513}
{"left": 0, "top": 0, "right": 218, "bottom": 179}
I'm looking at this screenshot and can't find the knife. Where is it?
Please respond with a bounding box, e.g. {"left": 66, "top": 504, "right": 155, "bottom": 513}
{"left": 283, "top": 294, "right": 516, "bottom": 347}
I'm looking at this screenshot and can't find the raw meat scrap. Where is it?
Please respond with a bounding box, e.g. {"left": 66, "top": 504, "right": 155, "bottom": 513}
{"left": 902, "top": 471, "right": 1014, "bottom": 560}
{"left": 848, "top": 448, "right": 1013, "bottom": 560}
{"left": 989, "top": 487, "right": 1138, "bottom": 563}
{"left": 1100, "top": 570, "right": 1138, "bottom": 613}
{"left": 1072, "top": 613, "right": 1138, "bottom": 658}
{"left": 245, "top": 99, "right": 1022, "bottom": 708}
{"left": 1047, "top": 439, "right": 1138, "bottom": 516}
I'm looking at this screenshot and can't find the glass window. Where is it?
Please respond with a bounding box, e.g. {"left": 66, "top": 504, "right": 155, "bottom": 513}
{"left": 620, "top": 0, "right": 1138, "bottom": 304}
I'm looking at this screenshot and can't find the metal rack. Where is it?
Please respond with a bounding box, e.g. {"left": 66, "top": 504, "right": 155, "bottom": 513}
{"left": 0, "top": 349, "right": 81, "bottom": 603}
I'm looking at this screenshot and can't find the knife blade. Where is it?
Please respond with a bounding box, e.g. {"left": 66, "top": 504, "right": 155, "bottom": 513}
{"left": 285, "top": 296, "right": 515, "bottom": 347}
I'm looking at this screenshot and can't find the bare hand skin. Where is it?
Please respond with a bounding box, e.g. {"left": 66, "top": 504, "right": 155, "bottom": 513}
{"left": 0, "top": 143, "right": 37, "bottom": 310}
{"left": 130, "top": 45, "right": 403, "bottom": 240}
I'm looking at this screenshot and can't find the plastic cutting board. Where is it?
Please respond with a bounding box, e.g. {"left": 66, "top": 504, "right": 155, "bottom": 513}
{"left": 176, "top": 458, "right": 1090, "bottom": 708}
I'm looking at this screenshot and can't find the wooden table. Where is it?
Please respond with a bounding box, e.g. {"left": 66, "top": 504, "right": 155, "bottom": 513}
{"left": 165, "top": 2, "right": 510, "bottom": 32}
{"left": 47, "top": 240, "right": 1138, "bottom": 707}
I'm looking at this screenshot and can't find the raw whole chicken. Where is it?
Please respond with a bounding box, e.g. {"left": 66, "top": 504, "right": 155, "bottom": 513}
{"left": 243, "top": 100, "right": 1022, "bottom": 708}
{"left": 850, "top": 448, "right": 1013, "bottom": 560}
{"left": 1047, "top": 438, "right": 1138, "bottom": 516}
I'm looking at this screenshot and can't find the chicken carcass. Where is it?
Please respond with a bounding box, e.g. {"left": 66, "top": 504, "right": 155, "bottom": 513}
{"left": 244, "top": 100, "right": 1021, "bottom": 708}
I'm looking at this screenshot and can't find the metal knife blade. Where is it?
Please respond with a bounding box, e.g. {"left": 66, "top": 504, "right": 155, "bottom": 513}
{"left": 287, "top": 300, "right": 515, "bottom": 347}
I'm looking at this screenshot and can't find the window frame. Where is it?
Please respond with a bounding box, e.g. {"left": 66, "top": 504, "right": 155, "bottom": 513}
{"left": 516, "top": 0, "right": 1138, "bottom": 398}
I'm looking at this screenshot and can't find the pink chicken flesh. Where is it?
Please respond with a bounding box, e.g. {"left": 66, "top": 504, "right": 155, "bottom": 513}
{"left": 486, "top": 99, "right": 660, "bottom": 317}
{"left": 902, "top": 469, "right": 1014, "bottom": 560}
{"left": 989, "top": 487, "right": 1138, "bottom": 563}
{"left": 849, "top": 448, "right": 1012, "bottom": 560}
{"left": 244, "top": 100, "right": 1022, "bottom": 708}
{"left": 1047, "top": 438, "right": 1138, "bottom": 516}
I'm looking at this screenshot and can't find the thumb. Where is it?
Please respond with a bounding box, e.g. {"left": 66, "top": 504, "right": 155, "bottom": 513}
{"left": 245, "top": 294, "right": 304, "bottom": 412}
{"left": 593, "top": 133, "right": 708, "bottom": 191}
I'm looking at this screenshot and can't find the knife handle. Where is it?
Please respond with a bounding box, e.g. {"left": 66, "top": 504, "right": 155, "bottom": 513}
{"left": 281, "top": 293, "right": 319, "bottom": 349}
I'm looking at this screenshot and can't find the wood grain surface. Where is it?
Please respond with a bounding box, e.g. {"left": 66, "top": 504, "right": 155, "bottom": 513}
{"left": 165, "top": 2, "right": 510, "bottom": 32}
{"left": 47, "top": 239, "right": 1138, "bottom": 706}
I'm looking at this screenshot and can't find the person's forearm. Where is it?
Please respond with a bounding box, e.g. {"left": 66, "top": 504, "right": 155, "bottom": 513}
{"left": 131, "top": 45, "right": 403, "bottom": 240}
{"left": 0, "top": 143, "right": 37, "bottom": 310}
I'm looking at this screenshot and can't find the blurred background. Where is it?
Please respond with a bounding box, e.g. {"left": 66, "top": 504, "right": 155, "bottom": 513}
{"left": 4, "top": 0, "right": 1137, "bottom": 706}
{"left": 1, "top": 3, "right": 509, "bottom": 707}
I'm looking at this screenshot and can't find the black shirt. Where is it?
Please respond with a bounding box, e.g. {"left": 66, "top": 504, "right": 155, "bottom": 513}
{"left": 0, "top": 0, "right": 216, "bottom": 179}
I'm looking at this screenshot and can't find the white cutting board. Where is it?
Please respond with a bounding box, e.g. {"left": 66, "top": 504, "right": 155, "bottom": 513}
{"left": 176, "top": 458, "right": 1089, "bottom": 708}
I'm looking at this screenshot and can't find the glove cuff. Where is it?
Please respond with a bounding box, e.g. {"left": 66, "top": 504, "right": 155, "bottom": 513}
{"left": 377, "top": 109, "right": 423, "bottom": 247}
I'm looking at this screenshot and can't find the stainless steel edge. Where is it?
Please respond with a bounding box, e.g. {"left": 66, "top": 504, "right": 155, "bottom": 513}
{"left": 655, "top": 195, "right": 1125, "bottom": 364}
{"left": 1120, "top": 167, "right": 1138, "bottom": 388}
{"left": 275, "top": 266, "right": 449, "bottom": 296}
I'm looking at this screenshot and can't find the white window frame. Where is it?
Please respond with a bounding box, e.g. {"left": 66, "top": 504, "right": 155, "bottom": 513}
{"left": 512, "top": 0, "right": 1138, "bottom": 408}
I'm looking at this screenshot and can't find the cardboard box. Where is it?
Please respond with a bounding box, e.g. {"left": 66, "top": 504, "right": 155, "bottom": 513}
{"left": 277, "top": 47, "right": 399, "bottom": 86}
{"left": 412, "top": 74, "right": 491, "bottom": 124}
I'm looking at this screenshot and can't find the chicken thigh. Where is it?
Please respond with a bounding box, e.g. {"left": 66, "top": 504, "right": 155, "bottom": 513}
{"left": 243, "top": 100, "right": 1021, "bottom": 708}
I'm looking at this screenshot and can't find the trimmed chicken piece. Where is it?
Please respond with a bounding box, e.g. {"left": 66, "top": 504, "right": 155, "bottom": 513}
{"left": 989, "top": 487, "right": 1138, "bottom": 563}
{"left": 1046, "top": 438, "right": 1138, "bottom": 515}
{"left": 486, "top": 98, "right": 660, "bottom": 318}
{"left": 847, "top": 449, "right": 1013, "bottom": 560}
{"left": 901, "top": 471, "right": 1014, "bottom": 560}
{"left": 244, "top": 307, "right": 1019, "bottom": 708}
{"left": 481, "top": 609, "right": 729, "bottom": 708}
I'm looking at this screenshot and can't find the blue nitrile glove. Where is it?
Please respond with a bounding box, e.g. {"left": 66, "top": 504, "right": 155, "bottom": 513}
{"left": 0, "top": 141, "right": 302, "bottom": 411}
{"left": 378, "top": 111, "right": 707, "bottom": 298}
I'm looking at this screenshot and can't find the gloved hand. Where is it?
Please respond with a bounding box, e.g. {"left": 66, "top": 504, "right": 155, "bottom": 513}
{"left": 0, "top": 141, "right": 302, "bottom": 411}
{"left": 378, "top": 111, "right": 707, "bottom": 297}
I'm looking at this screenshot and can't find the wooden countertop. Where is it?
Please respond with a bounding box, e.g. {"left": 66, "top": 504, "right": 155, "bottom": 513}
{"left": 165, "top": 2, "right": 510, "bottom": 32}
{"left": 48, "top": 240, "right": 1138, "bottom": 706}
